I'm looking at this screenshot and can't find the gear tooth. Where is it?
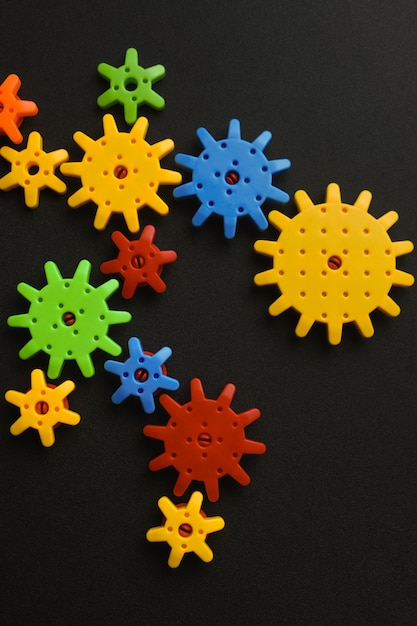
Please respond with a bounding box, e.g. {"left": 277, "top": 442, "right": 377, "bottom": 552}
{"left": 227, "top": 119, "right": 241, "bottom": 140}
{"left": 325, "top": 182, "right": 342, "bottom": 204}
{"left": 102, "top": 114, "right": 119, "bottom": 136}
{"left": 125, "top": 47, "right": 139, "bottom": 65}
{"left": 252, "top": 129, "right": 271, "bottom": 151}
{"left": 354, "top": 189, "right": 372, "bottom": 212}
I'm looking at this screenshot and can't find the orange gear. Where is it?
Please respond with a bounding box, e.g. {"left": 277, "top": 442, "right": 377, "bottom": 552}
{"left": 0, "top": 74, "right": 38, "bottom": 144}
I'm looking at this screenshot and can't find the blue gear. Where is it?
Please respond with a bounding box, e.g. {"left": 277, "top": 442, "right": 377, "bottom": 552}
{"left": 174, "top": 119, "right": 291, "bottom": 239}
{"left": 104, "top": 337, "right": 179, "bottom": 413}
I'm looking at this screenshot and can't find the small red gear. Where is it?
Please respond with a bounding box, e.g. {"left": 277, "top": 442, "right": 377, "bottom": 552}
{"left": 100, "top": 226, "right": 177, "bottom": 298}
{"left": 143, "top": 378, "right": 266, "bottom": 501}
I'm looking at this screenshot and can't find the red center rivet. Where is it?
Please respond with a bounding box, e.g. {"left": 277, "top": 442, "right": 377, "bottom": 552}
{"left": 135, "top": 368, "right": 149, "bottom": 382}
{"left": 131, "top": 255, "right": 145, "bottom": 269}
{"left": 225, "top": 170, "right": 239, "bottom": 185}
{"left": 178, "top": 523, "right": 193, "bottom": 537}
{"left": 327, "top": 255, "right": 342, "bottom": 270}
{"left": 114, "top": 165, "right": 128, "bottom": 179}
{"left": 35, "top": 401, "right": 49, "bottom": 414}
{"left": 197, "top": 432, "right": 212, "bottom": 448}
{"left": 63, "top": 312, "right": 76, "bottom": 326}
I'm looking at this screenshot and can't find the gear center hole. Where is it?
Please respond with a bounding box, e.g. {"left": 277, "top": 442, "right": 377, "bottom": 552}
{"left": 178, "top": 523, "right": 193, "bottom": 537}
{"left": 328, "top": 255, "right": 342, "bottom": 270}
{"left": 225, "top": 170, "right": 239, "bottom": 185}
{"left": 197, "top": 432, "right": 212, "bottom": 448}
{"left": 114, "top": 165, "right": 128, "bottom": 179}
{"left": 124, "top": 78, "right": 138, "bottom": 92}
{"left": 28, "top": 164, "right": 40, "bottom": 176}
{"left": 63, "top": 312, "right": 76, "bottom": 326}
{"left": 35, "top": 401, "right": 49, "bottom": 415}
{"left": 135, "top": 368, "right": 149, "bottom": 382}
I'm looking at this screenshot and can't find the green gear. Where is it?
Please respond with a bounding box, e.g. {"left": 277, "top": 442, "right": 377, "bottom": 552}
{"left": 8, "top": 260, "right": 132, "bottom": 379}
{"left": 97, "top": 48, "right": 165, "bottom": 124}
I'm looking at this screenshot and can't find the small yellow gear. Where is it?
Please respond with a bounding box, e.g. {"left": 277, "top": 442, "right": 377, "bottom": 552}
{"left": 5, "top": 369, "right": 80, "bottom": 447}
{"left": 60, "top": 114, "right": 181, "bottom": 232}
{"left": 0, "top": 131, "right": 68, "bottom": 208}
{"left": 254, "top": 183, "right": 414, "bottom": 344}
{"left": 146, "top": 491, "right": 225, "bottom": 568}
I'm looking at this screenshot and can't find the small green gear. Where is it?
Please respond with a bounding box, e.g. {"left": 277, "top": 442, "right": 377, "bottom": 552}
{"left": 97, "top": 48, "right": 165, "bottom": 124}
{"left": 8, "top": 260, "right": 132, "bottom": 379}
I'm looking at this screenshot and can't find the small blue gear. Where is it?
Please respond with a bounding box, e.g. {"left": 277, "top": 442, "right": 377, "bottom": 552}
{"left": 173, "top": 119, "right": 291, "bottom": 238}
{"left": 104, "top": 336, "right": 179, "bottom": 413}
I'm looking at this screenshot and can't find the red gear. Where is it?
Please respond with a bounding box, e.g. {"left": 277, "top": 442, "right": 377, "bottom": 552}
{"left": 144, "top": 378, "right": 266, "bottom": 501}
{"left": 100, "top": 226, "right": 177, "bottom": 298}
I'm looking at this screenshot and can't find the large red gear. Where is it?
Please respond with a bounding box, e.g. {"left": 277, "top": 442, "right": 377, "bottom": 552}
{"left": 143, "top": 378, "right": 266, "bottom": 501}
{"left": 100, "top": 226, "right": 177, "bottom": 298}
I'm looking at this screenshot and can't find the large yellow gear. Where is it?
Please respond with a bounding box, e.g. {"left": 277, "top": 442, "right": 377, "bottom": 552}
{"left": 254, "top": 183, "right": 414, "bottom": 344}
{"left": 60, "top": 114, "right": 181, "bottom": 232}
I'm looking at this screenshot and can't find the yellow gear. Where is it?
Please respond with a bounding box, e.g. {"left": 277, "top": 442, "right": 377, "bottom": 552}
{"left": 254, "top": 183, "right": 414, "bottom": 344}
{"left": 61, "top": 114, "right": 181, "bottom": 232}
{"left": 0, "top": 131, "right": 68, "bottom": 208}
{"left": 146, "top": 491, "right": 225, "bottom": 568}
{"left": 5, "top": 369, "right": 80, "bottom": 447}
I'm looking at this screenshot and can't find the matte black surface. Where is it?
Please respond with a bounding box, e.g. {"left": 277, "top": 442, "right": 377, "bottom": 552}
{"left": 1, "top": 1, "right": 417, "bottom": 624}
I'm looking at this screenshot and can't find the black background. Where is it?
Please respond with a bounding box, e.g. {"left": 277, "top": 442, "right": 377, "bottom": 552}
{"left": 1, "top": 1, "right": 417, "bottom": 624}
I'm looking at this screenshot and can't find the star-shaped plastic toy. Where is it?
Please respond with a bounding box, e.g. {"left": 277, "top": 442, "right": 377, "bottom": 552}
{"left": 146, "top": 491, "right": 225, "bottom": 568}
{"left": 104, "top": 336, "right": 179, "bottom": 413}
{"left": 97, "top": 48, "right": 165, "bottom": 124}
{"left": 0, "top": 74, "right": 38, "bottom": 144}
{"left": 0, "top": 131, "right": 68, "bottom": 207}
{"left": 100, "top": 226, "right": 177, "bottom": 298}
{"left": 5, "top": 369, "right": 80, "bottom": 447}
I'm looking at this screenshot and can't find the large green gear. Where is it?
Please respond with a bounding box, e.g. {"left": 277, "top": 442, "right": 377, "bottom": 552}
{"left": 8, "top": 260, "right": 132, "bottom": 379}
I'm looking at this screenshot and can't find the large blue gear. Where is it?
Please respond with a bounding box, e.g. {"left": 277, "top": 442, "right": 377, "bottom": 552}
{"left": 104, "top": 336, "right": 179, "bottom": 413}
{"left": 173, "top": 119, "right": 291, "bottom": 238}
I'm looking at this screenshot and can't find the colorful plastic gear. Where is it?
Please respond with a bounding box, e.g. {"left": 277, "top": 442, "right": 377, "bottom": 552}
{"left": 143, "top": 378, "right": 266, "bottom": 502}
{"left": 97, "top": 47, "right": 165, "bottom": 124}
{"left": 254, "top": 183, "right": 415, "bottom": 344}
{"left": 7, "top": 260, "right": 132, "bottom": 379}
{"left": 5, "top": 369, "right": 80, "bottom": 447}
{"left": 60, "top": 114, "right": 181, "bottom": 232}
{"left": 104, "top": 336, "right": 179, "bottom": 413}
{"left": 173, "top": 119, "right": 291, "bottom": 238}
{"left": 0, "top": 74, "right": 38, "bottom": 144}
{"left": 146, "top": 491, "right": 225, "bottom": 568}
{"left": 0, "top": 131, "right": 68, "bottom": 207}
{"left": 100, "top": 226, "right": 177, "bottom": 298}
